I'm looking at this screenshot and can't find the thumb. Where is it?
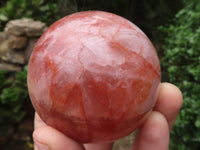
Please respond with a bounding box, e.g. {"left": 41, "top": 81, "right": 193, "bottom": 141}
{"left": 33, "top": 126, "right": 85, "bottom": 150}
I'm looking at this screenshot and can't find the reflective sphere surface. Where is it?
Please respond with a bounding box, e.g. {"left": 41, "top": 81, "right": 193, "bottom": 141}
{"left": 28, "top": 11, "right": 161, "bottom": 143}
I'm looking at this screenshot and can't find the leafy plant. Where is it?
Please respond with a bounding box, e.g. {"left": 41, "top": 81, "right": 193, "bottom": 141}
{"left": 0, "top": 66, "right": 29, "bottom": 144}
{"left": 0, "top": 70, "right": 12, "bottom": 89}
{"left": 159, "top": 1, "right": 200, "bottom": 149}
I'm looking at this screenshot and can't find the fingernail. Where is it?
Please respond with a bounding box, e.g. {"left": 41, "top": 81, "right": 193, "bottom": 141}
{"left": 34, "top": 140, "right": 50, "bottom": 150}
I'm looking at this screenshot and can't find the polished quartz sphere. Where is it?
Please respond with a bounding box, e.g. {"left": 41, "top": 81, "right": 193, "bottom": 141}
{"left": 27, "top": 11, "right": 161, "bottom": 143}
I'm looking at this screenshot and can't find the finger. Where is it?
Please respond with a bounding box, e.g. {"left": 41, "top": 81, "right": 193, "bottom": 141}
{"left": 130, "top": 111, "right": 169, "bottom": 150}
{"left": 34, "top": 113, "right": 47, "bottom": 150}
{"left": 154, "top": 83, "right": 183, "bottom": 129}
{"left": 33, "top": 125, "right": 85, "bottom": 150}
{"left": 84, "top": 142, "right": 113, "bottom": 150}
{"left": 34, "top": 112, "right": 113, "bottom": 150}
{"left": 33, "top": 112, "right": 85, "bottom": 150}
{"left": 34, "top": 113, "right": 113, "bottom": 150}
{"left": 34, "top": 112, "right": 48, "bottom": 150}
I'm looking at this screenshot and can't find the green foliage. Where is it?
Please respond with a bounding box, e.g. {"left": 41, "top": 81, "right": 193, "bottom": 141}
{"left": 0, "top": 66, "right": 29, "bottom": 136}
{"left": 0, "top": 70, "right": 12, "bottom": 89}
{"left": 159, "top": 1, "right": 200, "bottom": 149}
{"left": 0, "top": 0, "right": 60, "bottom": 30}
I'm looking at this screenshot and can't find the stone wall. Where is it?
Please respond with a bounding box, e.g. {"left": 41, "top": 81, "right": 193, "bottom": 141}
{"left": 0, "top": 18, "right": 47, "bottom": 71}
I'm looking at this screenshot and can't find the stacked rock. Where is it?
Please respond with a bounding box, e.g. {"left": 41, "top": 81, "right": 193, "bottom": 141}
{"left": 0, "top": 18, "right": 47, "bottom": 71}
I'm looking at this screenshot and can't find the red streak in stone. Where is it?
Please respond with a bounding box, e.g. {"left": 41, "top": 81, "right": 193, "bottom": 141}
{"left": 110, "top": 41, "right": 160, "bottom": 78}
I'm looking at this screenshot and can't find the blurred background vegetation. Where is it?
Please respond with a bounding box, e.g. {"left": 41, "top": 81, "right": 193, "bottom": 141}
{"left": 0, "top": 0, "right": 200, "bottom": 150}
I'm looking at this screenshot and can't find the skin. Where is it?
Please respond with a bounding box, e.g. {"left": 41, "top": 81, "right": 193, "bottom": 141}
{"left": 33, "top": 82, "right": 182, "bottom": 150}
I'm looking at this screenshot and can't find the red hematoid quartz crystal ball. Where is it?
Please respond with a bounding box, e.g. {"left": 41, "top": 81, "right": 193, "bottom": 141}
{"left": 28, "top": 11, "right": 161, "bottom": 143}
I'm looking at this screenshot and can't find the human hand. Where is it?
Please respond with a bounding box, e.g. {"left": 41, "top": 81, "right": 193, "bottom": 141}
{"left": 33, "top": 82, "right": 182, "bottom": 150}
